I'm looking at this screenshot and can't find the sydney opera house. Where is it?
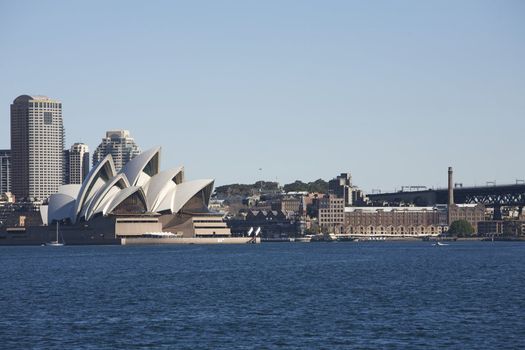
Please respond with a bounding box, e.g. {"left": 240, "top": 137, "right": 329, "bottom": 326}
{"left": 32, "top": 147, "right": 243, "bottom": 244}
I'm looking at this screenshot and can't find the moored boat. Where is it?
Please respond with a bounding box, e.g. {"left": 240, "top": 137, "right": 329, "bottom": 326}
{"left": 45, "top": 222, "right": 64, "bottom": 246}
{"left": 294, "top": 235, "right": 313, "bottom": 243}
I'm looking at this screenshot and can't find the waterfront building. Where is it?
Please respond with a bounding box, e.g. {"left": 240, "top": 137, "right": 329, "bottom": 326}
{"left": 10, "top": 95, "right": 65, "bottom": 201}
{"left": 321, "top": 195, "right": 449, "bottom": 237}
{"left": 318, "top": 195, "right": 345, "bottom": 233}
{"left": 344, "top": 206, "right": 448, "bottom": 237}
{"left": 192, "top": 215, "right": 232, "bottom": 237}
{"left": 478, "top": 220, "right": 525, "bottom": 237}
{"left": 0, "top": 150, "right": 10, "bottom": 195}
{"left": 227, "top": 209, "right": 300, "bottom": 239}
{"left": 0, "top": 200, "right": 40, "bottom": 228}
{"left": 477, "top": 220, "right": 504, "bottom": 236}
{"left": 69, "top": 143, "right": 90, "bottom": 184}
{"left": 448, "top": 203, "right": 486, "bottom": 230}
{"left": 93, "top": 130, "right": 140, "bottom": 171}
{"left": 271, "top": 196, "right": 303, "bottom": 214}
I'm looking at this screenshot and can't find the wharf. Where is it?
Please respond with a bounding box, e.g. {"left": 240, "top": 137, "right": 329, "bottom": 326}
{"left": 121, "top": 237, "right": 260, "bottom": 245}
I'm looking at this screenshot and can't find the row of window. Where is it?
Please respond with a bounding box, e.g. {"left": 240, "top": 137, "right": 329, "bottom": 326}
{"left": 30, "top": 102, "right": 61, "bottom": 108}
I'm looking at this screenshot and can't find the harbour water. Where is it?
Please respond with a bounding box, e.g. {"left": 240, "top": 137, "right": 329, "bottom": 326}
{"left": 1, "top": 241, "right": 524, "bottom": 349}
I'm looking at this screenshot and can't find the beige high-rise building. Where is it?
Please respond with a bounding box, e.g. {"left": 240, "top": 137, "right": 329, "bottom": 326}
{"left": 10, "top": 95, "right": 65, "bottom": 201}
{"left": 93, "top": 130, "right": 141, "bottom": 171}
{"left": 69, "top": 143, "right": 90, "bottom": 184}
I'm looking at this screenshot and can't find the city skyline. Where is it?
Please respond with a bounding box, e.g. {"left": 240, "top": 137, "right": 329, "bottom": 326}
{"left": 1, "top": 1, "right": 524, "bottom": 192}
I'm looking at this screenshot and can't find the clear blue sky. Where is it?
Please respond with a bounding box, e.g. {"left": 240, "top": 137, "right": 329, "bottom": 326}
{"left": 1, "top": 0, "right": 524, "bottom": 192}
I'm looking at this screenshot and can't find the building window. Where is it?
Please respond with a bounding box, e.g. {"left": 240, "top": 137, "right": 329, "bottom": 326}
{"left": 44, "top": 112, "right": 53, "bottom": 124}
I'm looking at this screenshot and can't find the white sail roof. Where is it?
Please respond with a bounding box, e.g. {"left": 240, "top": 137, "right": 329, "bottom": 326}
{"left": 155, "top": 186, "right": 176, "bottom": 213}
{"left": 84, "top": 173, "right": 130, "bottom": 220}
{"left": 57, "top": 184, "right": 82, "bottom": 198}
{"left": 172, "top": 179, "right": 214, "bottom": 213}
{"left": 74, "top": 154, "right": 116, "bottom": 222}
{"left": 105, "top": 186, "right": 147, "bottom": 215}
{"left": 120, "top": 146, "right": 161, "bottom": 187}
{"left": 143, "top": 166, "right": 184, "bottom": 212}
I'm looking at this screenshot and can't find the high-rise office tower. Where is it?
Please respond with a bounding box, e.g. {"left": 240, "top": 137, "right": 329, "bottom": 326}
{"left": 69, "top": 143, "right": 90, "bottom": 184}
{"left": 10, "top": 95, "right": 65, "bottom": 201}
{"left": 63, "top": 149, "right": 70, "bottom": 185}
{"left": 93, "top": 130, "right": 140, "bottom": 171}
{"left": 0, "top": 150, "right": 11, "bottom": 195}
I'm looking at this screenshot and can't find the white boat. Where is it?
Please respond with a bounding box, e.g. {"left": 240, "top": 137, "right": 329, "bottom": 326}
{"left": 433, "top": 241, "right": 448, "bottom": 246}
{"left": 295, "top": 235, "right": 313, "bottom": 243}
{"left": 46, "top": 222, "right": 64, "bottom": 246}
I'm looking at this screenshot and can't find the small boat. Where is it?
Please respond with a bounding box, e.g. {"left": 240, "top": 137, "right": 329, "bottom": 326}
{"left": 433, "top": 241, "right": 448, "bottom": 246}
{"left": 295, "top": 235, "right": 313, "bottom": 243}
{"left": 46, "top": 222, "right": 64, "bottom": 246}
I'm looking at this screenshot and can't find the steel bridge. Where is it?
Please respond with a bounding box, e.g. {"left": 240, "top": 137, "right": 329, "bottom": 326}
{"left": 452, "top": 184, "right": 525, "bottom": 207}
{"left": 368, "top": 184, "right": 525, "bottom": 209}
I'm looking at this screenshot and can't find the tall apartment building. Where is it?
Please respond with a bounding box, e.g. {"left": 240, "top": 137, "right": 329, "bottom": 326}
{"left": 69, "top": 143, "right": 90, "bottom": 184}
{"left": 0, "top": 150, "right": 10, "bottom": 194}
{"left": 93, "top": 130, "right": 140, "bottom": 171}
{"left": 10, "top": 95, "right": 64, "bottom": 201}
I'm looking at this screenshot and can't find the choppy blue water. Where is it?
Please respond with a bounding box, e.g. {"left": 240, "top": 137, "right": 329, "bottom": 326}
{"left": 1, "top": 242, "right": 524, "bottom": 349}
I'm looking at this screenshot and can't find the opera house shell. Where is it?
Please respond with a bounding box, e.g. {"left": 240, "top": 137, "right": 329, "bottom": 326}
{"left": 43, "top": 147, "right": 227, "bottom": 240}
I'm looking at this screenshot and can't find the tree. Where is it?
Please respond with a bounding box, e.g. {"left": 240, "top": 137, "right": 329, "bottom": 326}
{"left": 283, "top": 179, "right": 328, "bottom": 193}
{"left": 448, "top": 219, "right": 475, "bottom": 237}
{"left": 283, "top": 180, "right": 308, "bottom": 193}
{"left": 307, "top": 179, "right": 328, "bottom": 193}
